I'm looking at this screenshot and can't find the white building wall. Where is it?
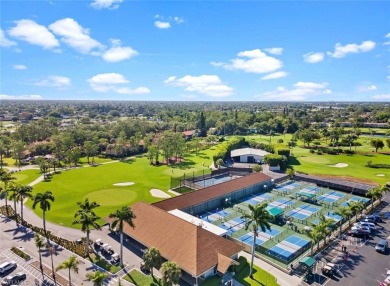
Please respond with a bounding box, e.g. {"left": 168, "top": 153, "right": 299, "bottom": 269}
{"left": 239, "top": 155, "right": 262, "bottom": 163}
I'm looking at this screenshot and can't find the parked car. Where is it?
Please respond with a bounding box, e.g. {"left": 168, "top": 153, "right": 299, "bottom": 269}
{"left": 358, "top": 221, "right": 376, "bottom": 230}
{"left": 0, "top": 261, "right": 16, "bottom": 275}
{"left": 111, "top": 253, "right": 120, "bottom": 265}
{"left": 1, "top": 272, "right": 26, "bottom": 285}
{"left": 351, "top": 226, "right": 371, "bottom": 234}
{"left": 347, "top": 229, "right": 369, "bottom": 238}
{"left": 375, "top": 239, "right": 388, "bottom": 253}
{"left": 362, "top": 217, "right": 378, "bottom": 225}
{"left": 365, "top": 214, "right": 383, "bottom": 223}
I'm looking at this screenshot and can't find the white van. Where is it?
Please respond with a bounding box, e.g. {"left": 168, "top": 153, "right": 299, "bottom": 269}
{"left": 0, "top": 261, "right": 16, "bottom": 275}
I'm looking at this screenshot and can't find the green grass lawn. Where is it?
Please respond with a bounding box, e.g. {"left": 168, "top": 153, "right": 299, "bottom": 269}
{"left": 123, "top": 269, "right": 160, "bottom": 286}
{"left": 89, "top": 254, "right": 122, "bottom": 274}
{"left": 12, "top": 169, "right": 42, "bottom": 185}
{"left": 25, "top": 153, "right": 213, "bottom": 227}
{"left": 234, "top": 256, "right": 280, "bottom": 286}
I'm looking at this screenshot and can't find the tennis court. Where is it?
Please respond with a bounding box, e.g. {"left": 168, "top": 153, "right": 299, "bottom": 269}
{"left": 286, "top": 204, "right": 320, "bottom": 220}
{"left": 312, "top": 212, "right": 343, "bottom": 225}
{"left": 240, "top": 193, "right": 273, "bottom": 205}
{"left": 318, "top": 190, "right": 345, "bottom": 203}
{"left": 199, "top": 208, "right": 230, "bottom": 222}
{"left": 238, "top": 227, "right": 282, "bottom": 247}
{"left": 341, "top": 196, "right": 370, "bottom": 207}
{"left": 268, "top": 198, "right": 294, "bottom": 209}
{"left": 267, "top": 235, "right": 310, "bottom": 262}
{"left": 195, "top": 174, "right": 239, "bottom": 188}
{"left": 299, "top": 185, "right": 322, "bottom": 195}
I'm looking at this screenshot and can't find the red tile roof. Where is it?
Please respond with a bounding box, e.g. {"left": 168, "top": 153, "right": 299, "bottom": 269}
{"left": 106, "top": 202, "right": 243, "bottom": 276}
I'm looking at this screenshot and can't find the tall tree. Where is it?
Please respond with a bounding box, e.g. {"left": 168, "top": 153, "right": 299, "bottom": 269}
{"left": 15, "top": 185, "right": 33, "bottom": 222}
{"left": 198, "top": 112, "right": 207, "bottom": 137}
{"left": 241, "top": 203, "right": 272, "bottom": 278}
{"left": 335, "top": 207, "right": 352, "bottom": 234}
{"left": 142, "top": 247, "right": 162, "bottom": 277}
{"left": 370, "top": 139, "right": 384, "bottom": 152}
{"left": 34, "top": 233, "right": 46, "bottom": 270}
{"left": 32, "top": 190, "right": 55, "bottom": 234}
{"left": 160, "top": 261, "right": 181, "bottom": 286}
{"left": 109, "top": 206, "right": 136, "bottom": 266}
{"left": 56, "top": 256, "right": 81, "bottom": 286}
{"left": 73, "top": 199, "right": 101, "bottom": 257}
{"left": 0, "top": 169, "right": 16, "bottom": 215}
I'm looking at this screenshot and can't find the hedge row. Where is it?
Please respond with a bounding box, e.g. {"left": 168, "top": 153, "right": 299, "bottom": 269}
{"left": 11, "top": 247, "right": 31, "bottom": 261}
{"left": 0, "top": 206, "right": 87, "bottom": 258}
{"left": 212, "top": 137, "right": 245, "bottom": 163}
{"left": 367, "top": 164, "right": 390, "bottom": 169}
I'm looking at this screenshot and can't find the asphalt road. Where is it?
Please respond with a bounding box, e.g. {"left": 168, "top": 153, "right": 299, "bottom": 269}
{"left": 322, "top": 193, "right": 390, "bottom": 286}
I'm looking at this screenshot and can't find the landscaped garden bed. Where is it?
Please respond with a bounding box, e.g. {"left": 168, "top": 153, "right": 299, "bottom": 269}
{"left": 123, "top": 269, "right": 160, "bottom": 286}
{"left": 10, "top": 246, "right": 30, "bottom": 261}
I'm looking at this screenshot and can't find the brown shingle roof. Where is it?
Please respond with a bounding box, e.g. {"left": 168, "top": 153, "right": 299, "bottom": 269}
{"left": 107, "top": 202, "right": 243, "bottom": 276}
{"left": 216, "top": 253, "right": 238, "bottom": 274}
{"left": 153, "top": 172, "right": 272, "bottom": 211}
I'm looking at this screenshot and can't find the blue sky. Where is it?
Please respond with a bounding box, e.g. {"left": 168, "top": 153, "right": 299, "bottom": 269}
{"left": 1, "top": 0, "right": 389, "bottom": 101}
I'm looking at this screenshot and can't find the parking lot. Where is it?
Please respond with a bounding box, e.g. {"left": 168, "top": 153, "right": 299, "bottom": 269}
{"left": 300, "top": 193, "right": 390, "bottom": 286}
{"left": 0, "top": 249, "right": 56, "bottom": 286}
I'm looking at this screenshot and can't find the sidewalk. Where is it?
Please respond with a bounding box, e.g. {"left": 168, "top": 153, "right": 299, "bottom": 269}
{"left": 239, "top": 252, "right": 302, "bottom": 286}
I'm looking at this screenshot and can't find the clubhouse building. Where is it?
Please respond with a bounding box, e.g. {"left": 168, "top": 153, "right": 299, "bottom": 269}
{"left": 106, "top": 172, "right": 273, "bottom": 285}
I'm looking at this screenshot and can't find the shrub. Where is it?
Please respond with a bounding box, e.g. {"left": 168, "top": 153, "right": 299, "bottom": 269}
{"left": 344, "top": 150, "right": 355, "bottom": 155}
{"left": 313, "top": 141, "right": 321, "bottom": 146}
{"left": 366, "top": 164, "right": 390, "bottom": 169}
{"left": 252, "top": 165, "right": 262, "bottom": 173}
{"left": 309, "top": 149, "right": 315, "bottom": 154}
{"left": 276, "top": 148, "right": 290, "bottom": 157}
{"left": 317, "top": 150, "right": 323, "bottom": 155}
{"left": 11, "top": 247, "right": 30, "bottom": 261}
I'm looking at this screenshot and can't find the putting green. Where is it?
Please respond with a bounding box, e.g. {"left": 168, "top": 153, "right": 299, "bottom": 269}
{"left": 299, "top": 156, "right": 331, "bottom": 164}
{"left": 86, "top": 189, "right": 138, "bottom": 206}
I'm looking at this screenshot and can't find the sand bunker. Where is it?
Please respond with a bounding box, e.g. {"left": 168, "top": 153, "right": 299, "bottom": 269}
{"left": 113, "top": 182, "right": 135, "bottom": 186}
{"left": 150, "top": 189, "right": 171, "bottom": 198}
{"left": 376, "top": 174, "right": 385, "bottom": 177}
{"left": 329, "top": 163, "right": 348, "bottom": 168}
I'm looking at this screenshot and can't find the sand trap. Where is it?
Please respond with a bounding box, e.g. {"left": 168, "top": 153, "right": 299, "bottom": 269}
{"left": 377, "top": 174, "right": 385, "bottom": 177}
{"left": 329, "top": 163, "right": 348, "bottom": 168}
{"left": 113, "top": 182, "right": 135, "bottom": 186}
{"left": 150, "top": 189, "right": 171, "bottom": 198}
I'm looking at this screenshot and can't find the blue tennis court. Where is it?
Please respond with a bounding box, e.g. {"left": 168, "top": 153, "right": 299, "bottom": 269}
{"left": 269, "top": 198, "right": 294, "bottom": 209}
{"left": 341, "top": 196, "right": 370, "bottom": 207}
{"left": 268, "top": 235, "right": 310, "bottom": 262}
{"left": 199, "top": 209, "right": 230, "bottom": 222}
{"left": 287, "top": 204, "right": 319, "bottom": 220}
{"left": 238, "top": 233, "right": 266, "bottom": 246}
{"left": 318, "top": 191, "right": 345, "bottom": 203}
{"left": 276, "top": 181, "right": 303, "bottom": 189}
{"left": 312, "top": 212, "right": 342, "bottom": 225}
{"left": 285, "top": 235, "right": 310, "bottom": 248}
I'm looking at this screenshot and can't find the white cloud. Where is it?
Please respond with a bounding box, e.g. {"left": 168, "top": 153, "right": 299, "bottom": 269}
{"left": 0, "top": 94, "right": 42, "bottom": 100}
{"left": 327, "top": 40, "right": 376, "bottom": 58}
{"left": 211, "top": 49, "right": 282, "bottom": 74}
{"left": 154, "top": 21, "right": 171, "bottom": 29}
{"left": 102, "top": 39, "right": 138, "bottom": 62}
{"left": 91, "top": 0, "right": 123, "bottom": 9}
{"left": 0, "top": 28, "right": 17, "bottom": 47}
{"left": 165, "top": 75, "right": 234, "bottom": 97}
{"left": 384, "top": 32, "right": 390, "bottom": 45}
{"left": 303, "top": 52, "right": 324, "bottom": 63}
{"left": 371, "top": 94, "right": 390, "bottom": 100}
{"left": 261, "top": 71, "right": 288, "bottom": 80}
{"left": 13, "top": 64, "right": 27, "bottom": 70}
{"left": 264, "top": 47, "right": 283, "bottom": 55}
{"left": 8, "top": 19, "right": 59, "bottom": 49}
{"left": 257, "top": 81, "right": 331, "bottom": 101}
{"left": 357, "top": 84, "right": 377, "bottom": 92}
{"left": 35, "top": 75, "right": 71, "bottom": 88}
{"left": 174, "top": 16, "right": 184, "bottom": 24}
{"left": 49, "top": 18, "right": 103, "bottom": 54}
{"left": 386, "top": 32, "right": 390, "bottom": 38}
{"left": 87, "top": 73, "right": 149, "bottom": 94}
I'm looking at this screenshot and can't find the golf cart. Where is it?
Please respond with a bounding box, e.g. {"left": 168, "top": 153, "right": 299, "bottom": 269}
{"left": 322, "top": 263, "right": 336, "bottom": 277}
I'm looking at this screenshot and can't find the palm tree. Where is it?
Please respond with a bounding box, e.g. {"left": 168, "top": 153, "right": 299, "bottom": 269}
{"left": 316, "top": 214, "right": 334, "bottom": 246}
{"left": 32, "top": 190, "right": 55, "bottom": 234}
{"left": 15, "top": 185, "right": 33, "bottom": 222}
{"left": 7, "top": 182, "right": 20, "bottom": 218}
{"left": 56, "top": 255, "right": 81, "bottom": 286}
{"left": 73, "top": 199, "right": 101, "bottom": 257}
{"left": 347, "top": 201, "right": 360, "bottom": 221}
{"left": 335, "top": 207, "right": 352, "bottom": 235}
{"left": 305, "top": 228, "right": 321, "bottom": 255}
{"left": 34, "top": 233, "right": 46, "bottom": 270}
{"left": 0, "top": 169, "right": 16, "bottom": 215}
{"left": 241, "top": 203, "right": 271, "bottom": 278}
{"left": 355, "top": 201, "right": 366, "bottom": 218}
{"left": 86, "top": 270, "right": 108, "bottom": 286}
{"left": 160, "top": 261, "right": 181, "bottom": 286}
{"left": 109, "top": 206, "right": 136, "bottom": 266}
{"left": 367, "top": 187, "right": 385, "bottom": 207}
{"left": 49, "top": 245, "right": 57, "bottom": 284}
{"left": 142, "top": 247, "right": 162, "bottom": 277}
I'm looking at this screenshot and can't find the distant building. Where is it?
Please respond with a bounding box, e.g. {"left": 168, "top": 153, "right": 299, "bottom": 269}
{"left": 230, "top": 148, "right": 270, "bottom": 164}
{"left": 182, "top": 130, "right": 197, "bottom": 140}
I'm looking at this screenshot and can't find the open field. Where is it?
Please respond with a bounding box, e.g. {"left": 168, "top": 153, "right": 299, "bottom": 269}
{"left": 25, "top": 153, "right": 212, "bottom": 227}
